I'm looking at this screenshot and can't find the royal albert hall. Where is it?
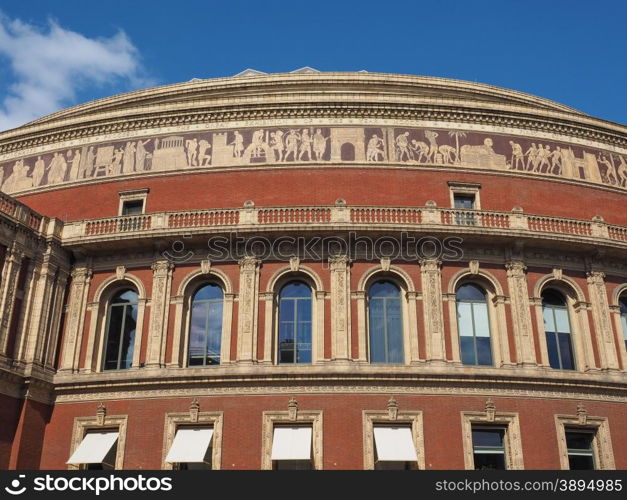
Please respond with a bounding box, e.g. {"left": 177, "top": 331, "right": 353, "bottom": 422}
{"left": 0, "top": 70, "right": 626, "bottom": 471}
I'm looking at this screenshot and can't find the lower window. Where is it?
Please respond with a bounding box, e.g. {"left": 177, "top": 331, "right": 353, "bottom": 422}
{"left": 373, "top": 426, "right": 418, "bottom": 470}
{"left": 165, "top": 427, "right": 214, "bottom": 470}
{"left": 67, "top": 430, "right": 119, "bottom": 470}
{"left": 565, "top": 430, "right": 596, "bottom": 470}
{"left": 471, "top": 427, "right": 506, "bottom": 470}
{"left": 271, "top": 426, "right": 313, "bottom": 470}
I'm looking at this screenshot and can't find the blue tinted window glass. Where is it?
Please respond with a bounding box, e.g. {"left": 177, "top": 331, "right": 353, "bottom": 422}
{"left": 546, "top": 332, "right": 560, "bottom": 369}
{"left": 456, "top": 284, "right": 492, "bottom": 366}
{"left": 188, "top": 283, "right": 223, "bottom": 366}
{"left": 368, "top": 281, "right": 404, "bottom": 364}
{"left": 278, "top": 281, "right": 312, "bottom": 364}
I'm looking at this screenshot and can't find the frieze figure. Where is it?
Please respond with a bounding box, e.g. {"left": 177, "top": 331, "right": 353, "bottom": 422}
{"left": 312, "top": 128, "right": 329, "bottom": 161}
{"left": 366, "top": 134, "right": 385, "bottom": 161}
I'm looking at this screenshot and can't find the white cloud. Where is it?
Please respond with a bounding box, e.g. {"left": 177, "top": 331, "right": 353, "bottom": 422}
{"left": 0, "top": 12, "right": 150, "bottom": 131}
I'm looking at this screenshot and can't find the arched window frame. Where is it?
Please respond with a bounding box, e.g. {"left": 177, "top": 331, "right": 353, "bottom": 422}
{"left": 533, "top": 277, "right": 593, "bottom": 372}
{"left": 173, "top": 270, "right": 234, "bottom": 368}
{"left": 265, "top": 267, "right": 324, "bottom": 365}
{"left": 455, "top": 283, "right": 494, "bottom": 366}
{"left": 447, "top": 271, "right": 509, "bottom": 367}
{"left": 185, "top": 282, "right": 225, "bottom": 367}
{"left": 610, "top": 284, "right": 627, "bottom": 370}
{"left": 89, "top": 275, "right": 146, "bottom": 373}
{"left": 276, "top": 281, "right": 314, "bottom": 364}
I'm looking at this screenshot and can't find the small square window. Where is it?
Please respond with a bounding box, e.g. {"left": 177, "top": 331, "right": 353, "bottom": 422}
{"left": 565, "top": 430, "right": 595, "bottom": 470}
{"left": 454, "top": 194, "right": 476, "bottom": 210}
{"left": 121, "top": 200, "right": 144, "bottom": 216}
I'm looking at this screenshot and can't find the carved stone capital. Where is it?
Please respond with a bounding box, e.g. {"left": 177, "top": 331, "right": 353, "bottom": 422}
{"left": 328, "top": 254, "right": 350, "bottom": 271}
{"left": 238, "top": 255, "right": 261, "bottom": 271}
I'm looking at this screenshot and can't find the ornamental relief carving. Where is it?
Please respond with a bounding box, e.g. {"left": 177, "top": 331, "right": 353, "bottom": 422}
{"left": 2, "top": 125, "right": 626, "bottom": 195}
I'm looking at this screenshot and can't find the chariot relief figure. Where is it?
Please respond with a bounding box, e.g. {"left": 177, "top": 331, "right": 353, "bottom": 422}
{"left": 424, "top": 130, "right": 439, "bottom": 163}
{"left": 123, "top": 142, "right": 136, "bottom": 173}
{"left": 284, "top": 129, "right": 300, "bottom": 161}
{"left": 549, "top": 146, "right": 563, "bottom": 175}
{"left": 111, "top": 148, "right": 124, "bottom": 175}
{"left": 395, "top": 132, "right": 412, "bottom": 161}
{"left": 409, "top": 140, "right": 429, "bottom": 163}
{"left": 509, "top": 141, "right": 524, "bottom": 170}
{"left": 366, "top": 134, "right": 385, "bottom": 161}
{"left": 198, "top": 139, "right": 211, "bottom": 166}
{"left": 270, "top": 130, "right": 285, "bottom": 161}
{"left": 68, "top": 150, "right": 81, "bottom": 181}
{"left": 617, "top": 155, "right": 627, "bottom": 187}
{"left": 298, "top": 129, "right": 313, "bottom": 161}
{"left": 231, "top": 131, "right": 244, "bottom": 158}
{"left": 135, "top": 139, "right": 151, "bottom": 171}
{"left": 525, "top": 143, "right": 538, "bottom": 171}
{"left": 439, "top": 145, "right": 457, "bottom": 164}
{"left": 312, "top": 128, "right": 328, "bottom": 161}
{"left": 32, "top": 156, "right": 46, "bottom": 186}
{"left": 536, "top": 144, "right": 551, "bottom": 173}
{"left": 598, "top": 154, "right": 619, "bottom": 185}
{"left": 48, "top": 152, "right": 67, "bottom": 184}
{"left": 186, "top": 138, "right": 198, "bottom": 166}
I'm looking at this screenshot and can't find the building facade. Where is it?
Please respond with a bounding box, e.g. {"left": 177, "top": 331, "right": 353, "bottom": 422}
{"left": 0, "top": 71, "right": 626, "bottom": 470}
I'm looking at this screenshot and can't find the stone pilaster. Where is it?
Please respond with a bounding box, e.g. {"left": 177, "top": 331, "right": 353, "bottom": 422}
{"left": 145, "top": 260, "right": 174, "bottom": 368}
{"left": 586, "top": 270, "right": 620, "bottom": 371}
{"left": 329, "top": 255, "right": 351, "bottom": 361}
{"left": 0, "top": 244, "right": 25, "bottom": 356}
{"left": 505, "top": 261, "right": 537, "bottom": 366}
{"left": 236, "top": 256, "right": 260, "bottom": 363}
{"left": 419, "top": 258, "right": 446, "bottom": 362}
{"left": 59, "top": 266, "right": 92, "bottom": 372}
{"left": 42, "top": 267, "right": 69, "bottom": 367}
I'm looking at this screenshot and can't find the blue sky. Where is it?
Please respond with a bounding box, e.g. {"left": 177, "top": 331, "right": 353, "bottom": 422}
{"left": 0, "top": 0, "right": 625, "bottom": 131}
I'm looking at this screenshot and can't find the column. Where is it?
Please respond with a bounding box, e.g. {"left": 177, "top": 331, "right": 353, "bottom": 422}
{"left": 505, "top": 261, "right": 537, "bottom": 366}
{"left": 0, "top": 245, "right": 25, "bottom": 355}
{"left": 586, "top": 270, "right": 620, "bottom": 371}
{"left": 42, "top": 267, "right": 69, "bottom": 367}
{"left": 419, "top": 258, "right": 446, "bottom": 362}
{"left": 236, "top": 256, "right": 260, "bottom": 363}
{"left": 329, "top": 255, "right": 351, "bottom": 361}
{"left": 146, "top": 260, "right": 174, "bottom": 368}
{"left": 59, "top": 266, "right": 92, "bottom": 372}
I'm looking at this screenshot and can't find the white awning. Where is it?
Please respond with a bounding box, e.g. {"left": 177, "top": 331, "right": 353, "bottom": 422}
{"left": 373, "top": 426, "right": 418, "bottom": 461}
{"left": 271, "top": 427, "right": 312, "bottom": 460}
{"left": 165, "top": 428, "right": 214, "bottom": 463}
{"left": 66, "top": 431, "right": 119, "bottom": 464}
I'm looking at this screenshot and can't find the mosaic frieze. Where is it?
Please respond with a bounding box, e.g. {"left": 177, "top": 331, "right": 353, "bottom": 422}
{"left": 1, "top": 125, "right": 626, "bottom": 194}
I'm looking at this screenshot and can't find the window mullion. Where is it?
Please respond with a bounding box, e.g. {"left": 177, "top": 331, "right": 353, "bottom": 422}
{"left": 117, "top": 304, "right": 127, "bottom": 370}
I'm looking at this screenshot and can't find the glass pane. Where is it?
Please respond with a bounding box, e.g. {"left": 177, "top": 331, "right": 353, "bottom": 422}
{"left": 542, "top": 289, "right": 566, "bottom": 307}
{"left": 369, "top": 281, "right": 400, "bottom": 298}
{"left": 568, "top": 455, "right": 594, "bottom": 470}
{"left": 104, "top": 305, "right": 124, "bottom": 370}
{"left": 546, "top": 332, "right": 560, "bottom": 369}
{"left": 194, "top": 283, "right": 223, "bottom": 301}
{"left": 457, "top": 302, "right": 474, "bottom": 337}
{"left": 189, "top": 302, "right": 208, "bottom": 366}
{"left": 280, "top": 282, "right": 311, "bottom": 298}
{"left": 369, "top": 298, "right": 386, "bottom": 363}
{"left": 296, "top": 320, "right": 312, "bottom": 364}
{"left": 543, "top": 307, "right": 556, "bottom": 332}
{"left": 554, "top": 308, "right": 571, "bottom": 333}
{"left": 558, "top": 332, "right": 575, "bottom": 370}
{"left": 620, "top": 314, "right": 627, "bottom": 342}
{"left": 566, "top": 432, "right": 594, "bottom": 450}
{"left": 112, "top": 289, "right": 138, "bottom": 305}
{"left": 472, "top": 303, "right": 490, "bottom": 337}
{"left": 297, "top": 297, "right": 312, "bottom": 322}
{"left": 460, "top": 336, "right": 477, "bottom": 365}
{"left": 386, "top": 299, "right": 404, "bottom": 363}
{"left": 119, "top": 304, "right": 137, "bottom": 369}
{"left": 472, "top": 429, "right": 504, "bottom": 448}
{"left": 456, "top": 283, "right": 486, "bottom": 301}
{"left": 476, "top": 337, "right": 493, "bottom": 366}
{"left": 454, "top": 195, "right": 475, "bottom": 209}
{"left": 474, "top": 452, "right": 505, "bottom": 470}
{"left": 279, "top": 299, "right": 295, "bottom": 322}
{"left": 620, "top": 297, "right": 627, "bottom": 314}
{"left": 206, "top": 300, "right": 223, "bottom": 364}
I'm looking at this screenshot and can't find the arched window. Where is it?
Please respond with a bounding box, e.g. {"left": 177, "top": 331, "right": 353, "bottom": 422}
{"left": 188, "top": 283, "right": 224, "bottom": 366}
{"left": 368, "top": 280, "right": 404, "bottom": 363}
{"left": 620, "top": 294, "right": 627, "bottom": 351}
{"left": 542, "top": 289, "right": 575, "bottom": 370}
{"left": 103, "top": 289, "right": 138, "bottom": 370}
{"left": 456, "top": 283, "right": 493, "bottom": 366}
{"left": 278, "top": 281, "right": 312, "bottom": 364}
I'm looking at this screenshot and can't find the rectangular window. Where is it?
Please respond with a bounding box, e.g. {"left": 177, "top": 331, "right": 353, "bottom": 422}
{"left": 453, "top": 194, "right": 476, "bottom": 226}
{"left": 66, "top": 430, "right": 119, "bottom": 470}
{"left": 165, "top": 427, "right": 213, "bottom": 470}
{"left": 271, "top": 426, "right": 313, "bottom": 470}
{"left": 121, "top": 199, "right": 144, "bottom": 216}
{"left": 373, "top": 426, "right": 418, "bottom": 470}
{"left": 472, "top": 427, "right": 506, "bottom": 470}
{"left": 565, "top": 430, "right": 595, "bottom": 470}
